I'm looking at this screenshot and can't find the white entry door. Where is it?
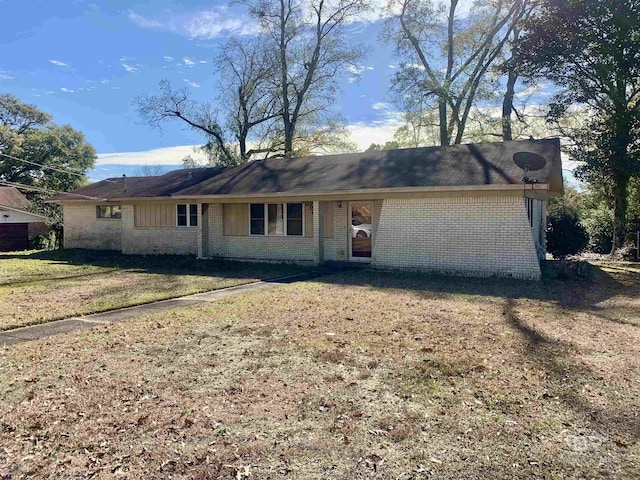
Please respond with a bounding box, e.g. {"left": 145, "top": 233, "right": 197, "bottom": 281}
{"left": 349, "top": 201, "right": 373, "bottom": 262}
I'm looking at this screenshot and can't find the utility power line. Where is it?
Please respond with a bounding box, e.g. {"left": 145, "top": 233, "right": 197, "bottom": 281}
{"left": 0, "top": 151, "right": 85, "bottom": 177}
{"left": 0, "top": 179, "right": 104, "bottom": 201}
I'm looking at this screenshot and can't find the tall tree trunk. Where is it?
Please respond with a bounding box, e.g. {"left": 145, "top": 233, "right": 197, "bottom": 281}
{"left": 279, "top": 0, "right": 293, "bottom": 158}
{"left": 611, "top": 174, "right": 630, "bottom": 253}
{"left": 239, "top": 135, "right": 247, "bottom": 161}
{"left": 438, "top": 98, "right": 449, "bottom": 146}
{"left": 502, "top": 66, "right": 517, "bottom": 141}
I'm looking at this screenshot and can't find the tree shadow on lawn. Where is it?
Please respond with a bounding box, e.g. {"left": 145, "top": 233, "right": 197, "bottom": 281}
{"left": 315, "top": 261, "right": 634, "bottom": 317}
{"left": 316, "top": 265, "right": 640, "bottom": 448}
{"left": 503, "top": 297, "right": 640, "bottom": 447}
{"left": 2, "top": 249, "right": 310, "bottom": 282}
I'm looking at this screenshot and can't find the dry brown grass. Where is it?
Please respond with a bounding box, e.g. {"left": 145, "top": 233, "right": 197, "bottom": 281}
{"left": 0, "top": 249, "right": 306, "bottom": 331}
{"left": 1, "top": 261, "right": 639, "bottom": 479}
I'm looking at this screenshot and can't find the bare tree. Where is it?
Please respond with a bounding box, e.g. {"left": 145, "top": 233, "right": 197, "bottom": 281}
{"left": 216, "top": 37, "right": 283, "bottom": 159}
{"left": 499, "top": 0, "right": 539, "bottom": 140}
{"left": 136, "top": 164, "right": 166, "bottom": 176}
{"left": 134, "top": 80, "right": 238, "bottom": 165}
{"left": 245, "top": 0, "right": 370, "bottom": 157}
{"left": 384, "top": 0, "right": 528, "bottom": 145}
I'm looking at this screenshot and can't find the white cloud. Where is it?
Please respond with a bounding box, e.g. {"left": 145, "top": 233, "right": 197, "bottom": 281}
{"left": 515, "top": 83, "right": 549, "bottom": 99}
{"left": 372, "top": 102, "right": 391, "bottom": 111}
{"left": 0, "top": 71, "right": 14, "bottom": 80}
{"left": 163, "top": 56, "right": 174, "bottom": 62}
{"left": 97, "top": 145, "right": 209, "bottom": 166}
{"left": 183, "top": 57, "right": 196, "bottom": 67}
{"left": 100, "top": 79, "right": 110, "bottom": 84}
{"left": 184, "top": 79, "right": 201, "bottom": 88}
{"left": 346, "top": 65, "right": 365, "bottom": 75}
{"left": 199, "top": 60, "right": 208, "bottom": 64}
{"left": 182, "top": 8, "right": 258, "bottom": 38}
{"left": 49, "top": 60, "right": 70, "bottom": 67}
{"left": 128, "top": 11, "right": 164, "bottom": 29}
{"left": 60, "top": 87, "right": 75, "bottom": 93}
{"left": 95, "top": 116, "right": 403, "bottom": 167}
{"left": 348, "top": 115, "right": 404, "bottom": 151}
{"left": 388, "top": 65, "right": 396, "bottom": 69}
{"left": 122, "top": 63, "right": 138, "bottom": 73}
{"left": 128, "top": 7, "right": 258, "bottom": 40}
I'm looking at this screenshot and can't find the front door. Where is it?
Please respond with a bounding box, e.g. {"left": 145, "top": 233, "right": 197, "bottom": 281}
{"left": 349, "top": 201, "right": 372, "bottom": 262}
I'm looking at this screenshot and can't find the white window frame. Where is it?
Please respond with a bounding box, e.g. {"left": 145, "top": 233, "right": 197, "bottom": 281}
{"left": 249, "top": 202, "right": 305, "bottom": 237}
{"left": 176, "top": 204, "right": 198, "bottom": 227}
{"left": 96, "top": 205, "right": 122, "bottom": 219}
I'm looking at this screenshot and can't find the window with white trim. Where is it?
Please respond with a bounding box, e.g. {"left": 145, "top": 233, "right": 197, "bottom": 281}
{"left": 96, "top": 205, "right": 121, "bottom": 219}
{"left": 250, "top": 203, "right": 304, "bottom": 236}
{"left": 177, "top": 204, "right": 198, "bottom": 227}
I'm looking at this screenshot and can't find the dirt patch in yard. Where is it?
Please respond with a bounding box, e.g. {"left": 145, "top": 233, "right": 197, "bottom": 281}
{"left": 1, "top": 262, "right": 639, "bottom": 478}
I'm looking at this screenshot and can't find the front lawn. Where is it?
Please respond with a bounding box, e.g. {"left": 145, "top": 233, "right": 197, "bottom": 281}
{"left": 1, "top": 261, "right": 639, "bottom": 478}
{"left": 0, "top": 249, "right": 308, "bottom": 331}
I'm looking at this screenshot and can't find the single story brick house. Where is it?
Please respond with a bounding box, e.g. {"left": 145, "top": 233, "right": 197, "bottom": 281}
{"left": 0, "top": 187, "right": 49, "bottom": 251}
{"left": 51, "top": 139, "right": 562, "bottom": 280}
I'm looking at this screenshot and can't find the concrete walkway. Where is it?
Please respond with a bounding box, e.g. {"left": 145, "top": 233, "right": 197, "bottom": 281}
{"left": 0, "top": 271, "right": 329, "bottom": 347}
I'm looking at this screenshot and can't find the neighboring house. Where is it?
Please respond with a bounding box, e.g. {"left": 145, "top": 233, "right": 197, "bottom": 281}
{"left": 0, "top": 187, "right": 50, "bottom": 251}
{"left": 50, "top": 139, "right": 562, "bottom": 280}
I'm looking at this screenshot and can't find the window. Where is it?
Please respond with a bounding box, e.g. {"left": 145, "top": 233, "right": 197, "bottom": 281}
{"left": 190, "top": 204, "right": 198, "bottom": 227}
{"left": 250, "top": 203, "right": 265, "bottom": 235}
{"left": 96, "top": 205, "right": 121, "bottom": 219}
{"left": 286, "top": 203, "right": 303, "bottom": 236}
{"left": 268, "top": 203, "right": 284, "bottom": 235}
{"left": 177, "top": 204, "right": 198, "bottom": 227}
{"left": 250, "top": 203, "right": 303, "bottom": 236}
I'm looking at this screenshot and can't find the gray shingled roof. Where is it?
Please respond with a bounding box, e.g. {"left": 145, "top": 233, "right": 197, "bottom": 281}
{"left": 51, "top": 139, "right": 562, "bottom": 201}
{"left": 0, "top": 187, "right": 30, "bottom": 209}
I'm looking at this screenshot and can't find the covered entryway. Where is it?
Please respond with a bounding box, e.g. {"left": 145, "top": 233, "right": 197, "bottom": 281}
{"left": 0, "top": 223, "right": 28, "bottom": 251}
{"left": 349, "top": 201, "right": 373, "bottom": 262}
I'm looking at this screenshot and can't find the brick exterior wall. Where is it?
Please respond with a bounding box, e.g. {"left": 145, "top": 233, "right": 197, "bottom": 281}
{"left": 205, "top": 203, "right": 319, "bottom": 264}
{"left": 63, "top": 204, "right": 122, "bottom": 250}
{"left": 121, "top": 204, "right": 198, "bottom": 255}
{"left": 61, "top": 194, "right": 545, "bottom": 279}
{"left": 371, "top": 197, "right": 541, "bottom": 280}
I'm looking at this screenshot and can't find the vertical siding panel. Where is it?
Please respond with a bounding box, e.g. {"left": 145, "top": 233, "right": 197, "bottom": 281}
{"left": 223, "top": 203, "right": 249, "bottom": 236}
{"left": 305, "top": 203, "right": 314, "bottom": 238}
{"left": 165, "top": 204, "right": 173, "bottom": 227}
{"left": 240, "top": 204, "right": 248, "bottom": 236}
{"left": 323, "top": 201, "right": 334, "bottom": 238}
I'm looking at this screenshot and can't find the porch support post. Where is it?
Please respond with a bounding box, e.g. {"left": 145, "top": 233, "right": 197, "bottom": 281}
{"left": 196, "top": 202, "right": 203, "bottom": 259}
{"left": 313, "top": 200, "right": 321, "bottom": 266}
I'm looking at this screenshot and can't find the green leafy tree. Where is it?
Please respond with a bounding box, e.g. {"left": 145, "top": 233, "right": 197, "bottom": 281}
{"left": 516, "top": 0, "right": 640, "bottom": 253}
{"left": 547, "top": 211, "right": 589, "bottom": 259}
{"left": 0, "top": 94, "right": 96, "bottom": 220}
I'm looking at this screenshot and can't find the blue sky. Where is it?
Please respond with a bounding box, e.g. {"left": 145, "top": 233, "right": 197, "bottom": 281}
{"left": 0, "top": 1, "right": 398, "bottom": 168}
{"left": 1, "top": 0, "right": 577, "bottom": 183}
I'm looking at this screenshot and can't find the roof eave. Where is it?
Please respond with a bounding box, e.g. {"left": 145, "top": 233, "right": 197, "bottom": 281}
{"left": 0, "top": 205, "right": 53, "bottom": 221}
{"left": 51, "top": 183, "right": 550, "bottom": 203}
